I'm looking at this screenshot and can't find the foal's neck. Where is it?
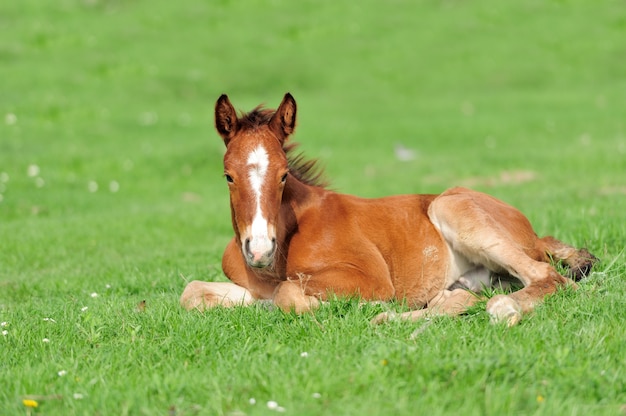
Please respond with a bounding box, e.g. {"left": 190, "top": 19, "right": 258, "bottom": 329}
{"left": 279, "top": 176, "right": 324, "bottom": 235}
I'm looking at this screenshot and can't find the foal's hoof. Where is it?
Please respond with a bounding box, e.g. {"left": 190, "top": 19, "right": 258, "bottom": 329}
{"left": 568, "top": 248, "right": 599, "bottom": 281}
{"left": 486, "top": 295, "right": 522, "bottom": 327}
{"left": 370, "top": 311, "right": 397, "bottom": 325}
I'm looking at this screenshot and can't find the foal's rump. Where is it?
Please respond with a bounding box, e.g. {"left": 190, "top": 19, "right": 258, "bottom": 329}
{"left": 424, "top": 188, "right": 527, "bottom": 282}
{"left": 429, "top": 187, "right": 596, "bottom": 282}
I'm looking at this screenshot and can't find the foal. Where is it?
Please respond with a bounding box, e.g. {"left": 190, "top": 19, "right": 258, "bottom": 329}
{"left": 181, "top": 93, "right": 597, "bottom": 326}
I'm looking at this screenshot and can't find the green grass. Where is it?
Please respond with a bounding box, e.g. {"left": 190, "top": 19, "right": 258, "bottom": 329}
{"left": 1, "top": 0, "right": 625, "bottom": 414}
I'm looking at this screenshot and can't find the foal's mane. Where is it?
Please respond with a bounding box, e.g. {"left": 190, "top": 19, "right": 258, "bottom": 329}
{"left": 239, "top": 106, "right": 329, "bottom": 188}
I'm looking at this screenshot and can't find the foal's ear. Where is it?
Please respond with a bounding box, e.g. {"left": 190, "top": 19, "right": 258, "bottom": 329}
{"left": 269, "top": 93, "right": 297, "bottom": 142}
{"left": 215, "top": 94, "right": 238, "bottom": 145}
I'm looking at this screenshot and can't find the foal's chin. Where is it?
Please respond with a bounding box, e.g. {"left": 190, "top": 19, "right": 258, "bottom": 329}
{"left": 245, "top": 257, "right": 275, "bottom": 270}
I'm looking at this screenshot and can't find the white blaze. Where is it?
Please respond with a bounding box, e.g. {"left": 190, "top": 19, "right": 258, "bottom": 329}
{"left": 247, "top": 145, "right": 269, "bottom": 196}
{"left": 246, "top": 145, "right": 273, "bottom": 259}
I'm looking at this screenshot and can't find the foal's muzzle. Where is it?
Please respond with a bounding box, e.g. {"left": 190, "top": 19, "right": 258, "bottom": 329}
{"left": 243, "top": 236, "right": 277, "bottom": 268}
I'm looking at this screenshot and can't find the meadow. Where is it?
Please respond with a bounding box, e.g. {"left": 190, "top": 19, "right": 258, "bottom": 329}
{"left": 1, "top": 0, "right": 625, "bottom": 414}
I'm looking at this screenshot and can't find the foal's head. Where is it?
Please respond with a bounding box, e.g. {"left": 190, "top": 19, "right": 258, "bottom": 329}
{"left": 215, "top": 93, "right": 296, "bottom": 268}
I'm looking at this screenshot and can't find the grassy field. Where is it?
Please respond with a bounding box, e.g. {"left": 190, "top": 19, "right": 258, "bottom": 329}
{"left": 1, "top": 0, "right": 625, "bottom": 414}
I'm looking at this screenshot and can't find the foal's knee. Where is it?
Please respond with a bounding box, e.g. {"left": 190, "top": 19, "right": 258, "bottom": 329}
{"left": 273, "top": 281, "right": 320, "bottom": 314}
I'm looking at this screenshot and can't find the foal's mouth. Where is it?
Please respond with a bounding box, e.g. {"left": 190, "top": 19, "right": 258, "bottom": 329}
{"left": 247, "top": 260, "right": 273, "bottom": 269}
{"left": 245, "top": 255, "right": 275, "bottom": 270}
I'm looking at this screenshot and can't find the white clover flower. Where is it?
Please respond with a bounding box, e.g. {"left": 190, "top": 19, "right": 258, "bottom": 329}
{"left": 90, "top": 292, "right": 98, "bottom": 298}
{"left": 5, "top": 113, "right": 17, "bottom": 125}
{"left": 81, "top": 306, "right": 88, "bottom": 312}
{"left": 312, "top": 393, "right": 321, "bottom": 399}
{"left": 1, "top": 322, "right": 8, "bottom": 327}
{"left": 73, "top": 393, "right": 84, "bottom": 400}
{"left": 109, "top": 181, "right": 120, "bottom": 193}
{"left": 27, "top": 164, "right": 40, "bottom": 177}
{"left": 139, "top": 111, "right": 158, "bottom": 126}
{"left": 266, "top": 401, "right": 285, "bottom": 412}
{"left": 58, "top": 370, "right": 67, "bottom": 377}
{"left": 300, "top": 351, "right": 309, "bottom": 358}
{"left": 2, "top": 330, "right": 7, "bottom": 336}
{"left": 249, "top": 398, "right": 256, "bottom": 405}
{"left": 87, "top": 181, "right": 98, "bottom": 192}
{"left": 42, "top": 338, "right": 50, "bottom": 343}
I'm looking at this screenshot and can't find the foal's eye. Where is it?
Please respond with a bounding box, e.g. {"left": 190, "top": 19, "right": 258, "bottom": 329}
{"left": 280, "top": 173, "right": 288, "bottom": 183}
{"left": 224, "top": 174, "right": 234, "bottom": 184}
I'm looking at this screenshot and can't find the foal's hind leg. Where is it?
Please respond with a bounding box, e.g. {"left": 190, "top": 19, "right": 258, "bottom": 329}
{"left": 429, "top": 188, "right": 576, "bottom": 326}
{"left": 486, "top": 236, "right": 598, "bottom": 324}
{"left": 371, "top": 289, "right": 480, "bottom": 324}
{"left": 485, "top": 264, "right": 568, "bottom": 326}
{"left": 481, "top": 236, "right": 597, "bottom": 325}
{"left": 540, "top": 236, "right": 598, "bottom": 281}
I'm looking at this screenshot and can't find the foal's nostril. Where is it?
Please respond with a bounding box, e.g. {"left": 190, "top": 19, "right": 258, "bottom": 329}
{"left": 244, "top": 238, "right": 252, "bottom": 258}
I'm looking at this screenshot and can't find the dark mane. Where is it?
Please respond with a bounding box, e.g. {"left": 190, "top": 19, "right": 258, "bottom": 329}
{"left": 239, "top": 106, "right": 328, "bottom": 188}
{"left": 284, "top": 142, "right": 329, "bottom": 188}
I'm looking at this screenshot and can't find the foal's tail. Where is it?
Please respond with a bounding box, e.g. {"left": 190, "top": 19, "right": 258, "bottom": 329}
{"left": 540, "top": 236, "right": 599, "bottom": 281}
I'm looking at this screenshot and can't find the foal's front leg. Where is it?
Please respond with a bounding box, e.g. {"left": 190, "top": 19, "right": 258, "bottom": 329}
{"left": 273, "top": 265, "right": 395, "bottom": 313}
{"left": 181, "top": 239, "right": 278, "bottom": 311}
{"left": 273, "top": 278, "right": 321, "bottom": 314}
{"left": 180, "top": 281, "right": 254, "bottom": 310}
